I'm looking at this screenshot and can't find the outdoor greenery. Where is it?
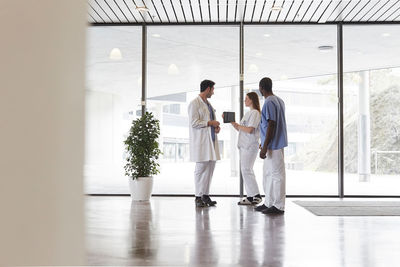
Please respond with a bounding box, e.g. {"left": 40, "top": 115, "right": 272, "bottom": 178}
{"left": 124, "top": 112, "right": 162, "bottom": 179}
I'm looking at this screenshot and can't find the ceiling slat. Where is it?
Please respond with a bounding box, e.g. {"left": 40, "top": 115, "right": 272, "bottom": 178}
{"left": 200, "top": 0, "right": 210, "bottom": 22}
{"left": 317, "top": 0, "right": 337, "bottom": 23}
{"left": 376, "top": 0, "right": 400, "bottom": 21}
{"left": 384, "top": 1, "right": 400, "bottom": 21}
{"left": 92, "top": 0, "right": 114, "bottom": 22}
{"left": 314, "top": 0, "right": 332, "bottom": 22}
{"left": 88, "top": 13, "right": 97, "bottom": 23}
{"left": 355, "top": 0, "right": 381, "bottom": 21}
{"left": 307, "top": 0, "right": 324, "bottom": 22}
{"left": 349, "top": 0, "right": 371, "bottom": 21}
{"left": 332, "top": 0, "right": 353, "bottom": 21}
{"left": 243, "top": 0, "right": 255, "bottom": 22}
{"left": 298, "top": 0, "right": 320, "bottom": 22}
{"left": 292, "top": 0, "right": 306, "bottom": 22}
{"left": 260, "top": 0, "right": 274, "bottom": 22}
{"left": 257, "top": 0, "right": 267, "bottom": 22}
{"left": 368, "top": 0, "right": 395, "bottom": 21}
{"left": 149, "top": 0, "right": 162, "bottom": 22}
{"left": 269, "top": 0, "right": 285, "bottom": 22}
{"left": 178, "top": 0, "right": 188, "bottom": 23}
{"left": 282, "top": 0, "right": 295, "bottom": 22}
{"left": 209, "top": 0, "right": 219, "bottom": 22}
{"left": 341, "top": 0, "right": 362, "bottom": 21}
{"left": 103, "top": 0, "right": 123, "bottom": 22}
{"left": 89, "top": 3, "right": 106, "bottom": 22}
{"left": 113, "top": 0, "right": 130, "bottom": 22}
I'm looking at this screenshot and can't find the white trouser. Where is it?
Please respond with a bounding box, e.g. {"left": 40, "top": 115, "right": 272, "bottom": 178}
{"left": 194, "top": 160, "right": 216, "bottom": 196}
{"left": 263, "top": 149, "right": 286, "bottom": 210}
{"left": 240, "top": 148, "right": 260, "bottom": 197}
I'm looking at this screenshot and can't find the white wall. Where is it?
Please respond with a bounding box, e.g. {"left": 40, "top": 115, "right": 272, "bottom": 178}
{"left": 0, "top": 1, "right": 86, "bottom": 265}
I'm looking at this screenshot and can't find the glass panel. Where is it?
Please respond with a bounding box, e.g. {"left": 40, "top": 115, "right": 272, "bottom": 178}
{"left": 85, "top": 26, "right": 142, "bottom": 194}
{"left": 344, "top": 25, "right": 400, "bottom": 195}
{"left": 245, "top": 25, "right": 338, "bottom": 195}
{"left": 147, "top": 26, "right": 240, "bottom": 194}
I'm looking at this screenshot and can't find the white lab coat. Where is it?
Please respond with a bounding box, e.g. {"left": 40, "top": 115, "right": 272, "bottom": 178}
{"left": 188, "top": 96, "right": 221, "bottom": 162}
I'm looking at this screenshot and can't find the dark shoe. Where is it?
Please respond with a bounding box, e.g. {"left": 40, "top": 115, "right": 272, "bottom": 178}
{"left": 202, "top": 195, "right": 217, "bottom": 206}
{"left": 262, "top": 206, "right": 284, "bottom": 215}
{"left": 251, "top": 196, "right": 262, "bottom": 205}
{"left": 254, "top": 204, "right": 268, "bottom": 212}
{"left": 195, "top": 197, "right": 207, "bottom": 207}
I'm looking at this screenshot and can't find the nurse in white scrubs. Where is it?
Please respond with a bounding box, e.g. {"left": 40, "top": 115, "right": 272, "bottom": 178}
{"left": 230, "top": 92, "right": 262, "bottom": 205}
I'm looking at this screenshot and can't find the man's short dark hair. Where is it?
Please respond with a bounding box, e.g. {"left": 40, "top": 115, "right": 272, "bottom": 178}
{"left": 259, "top": 77, "right": 273, "bottom": 93}
{"left": 200, "top": 80, "right": 215, "bottom": 92}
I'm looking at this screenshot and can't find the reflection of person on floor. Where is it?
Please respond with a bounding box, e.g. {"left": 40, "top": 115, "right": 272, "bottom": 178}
{"left": 188, "top": 80, "right": 221, "bottom": 207}
{"left": 262, "top": 215, "right": 285, "bottom": 266}
{"left": 191, "top": 208, "right": 218, "bottom": 265}
{"left": 228, "top": 92, "right": 263, "bottom": 206}
{"left": 255, "top": 77, "right": 288, "bottom": 215}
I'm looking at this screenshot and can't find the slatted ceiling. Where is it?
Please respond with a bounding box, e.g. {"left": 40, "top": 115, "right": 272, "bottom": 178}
{"left": 89, "top": 4, "right": 105, "bottom": 22}
{"left": 364, "top": 0, "right": 389, "bottom": 21}
{"left": 385, "top": 2, "right": 400, "bottom": 20}
{"left": 178, "top": 0, "right": 189, "bottom": 22}
{"left": 287, "top": 0, "right": 303, "bottom": 22}
{"left": 281, "top": 0, "right": 295, "bottom": 21}
{"left": 298, "top": 0, "right": 317, "bottom": 21}
{"left": 209, "top": 0, "right": 218, "bottom": 22}
{"left": 331, "top": 0, "right": 352, "bottom": 21}
{"left": 227, "top": 0, "right": 236, "bottom": 22}
{"left": 356, "top": 0, "right": 380, "bottom": 20}
{"left": 307, "top": 0, "right": 323, "bottom": 21}
{"left": 89, "top": 0, "right": 400, "bottom": 24}
{"left": 268, "top": 0, "right": 284, "bottom": 21}
{"left": 370, "top": 0, "right": 395, "bottom": 21}
{"left": 251, "top": 0, "right": 264, "bottom": 22}
{"left": 376, "top": 1, "right": 399, "bottom": 20}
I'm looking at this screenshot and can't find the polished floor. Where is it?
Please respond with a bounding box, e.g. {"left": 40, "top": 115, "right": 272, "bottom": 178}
{"left": 86, "top": 196, "right": 400, "bottom": 266}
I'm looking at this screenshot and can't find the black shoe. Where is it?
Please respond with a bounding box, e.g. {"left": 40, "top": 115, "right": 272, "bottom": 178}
{"left": 195, "top": 197, "right": 207, "bottom": 207}
{"left": 202, "top": 195, "right": 217, "bottom": 206}
{"left": 262, "top": 206, "right": 284, "bottom": 215}
{"left": 254, "top": 204, "right": 268, "bottom": 212}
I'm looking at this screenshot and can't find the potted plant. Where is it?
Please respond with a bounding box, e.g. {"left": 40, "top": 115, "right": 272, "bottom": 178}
{"left": 124, "top": 111, "right": 161, "bottom": 201}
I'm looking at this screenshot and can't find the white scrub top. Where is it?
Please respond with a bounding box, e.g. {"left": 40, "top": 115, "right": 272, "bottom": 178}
{"left": 238, "top": 109, "right": 261, "bottom": 150}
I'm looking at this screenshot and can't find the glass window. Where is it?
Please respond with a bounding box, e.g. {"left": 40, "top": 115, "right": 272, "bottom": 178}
{"left": 85, "top": 26, "right": 141, "bottom": 194}
{"left": 147, "top": 26, "right": 240, "bottom": 195}
{"left": 245, "top": 25, "right": 338, "bottom": 195}
{"left": 344, "top": 25, "right": 400, "bottom": 195}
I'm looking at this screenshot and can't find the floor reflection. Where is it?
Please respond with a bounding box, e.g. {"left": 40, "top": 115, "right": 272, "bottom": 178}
{"left": 129, "top": 201, "right": 156, "bottom": 260}
{"left": 190, "top": 207, "right": 219, "bottom": 266}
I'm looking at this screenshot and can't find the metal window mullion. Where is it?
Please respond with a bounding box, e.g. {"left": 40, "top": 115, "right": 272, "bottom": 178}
{"left": 239, "top": 22, "right": 244, "bottom": 197}
{"left": 337, "top": 23, "right": 344, "bottom": 198}
{"left": 142, "top": 25, "right": 147, "bottom": 116}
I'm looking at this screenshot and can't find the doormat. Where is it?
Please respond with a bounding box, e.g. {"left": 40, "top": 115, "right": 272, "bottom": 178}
{"left": 293, "top": 201, "right": 400, "bottom": 216}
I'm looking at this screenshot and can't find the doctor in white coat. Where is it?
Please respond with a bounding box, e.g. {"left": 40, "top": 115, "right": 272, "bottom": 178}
{"left": 188, "top": 80, "right": 221, "bottom": 207}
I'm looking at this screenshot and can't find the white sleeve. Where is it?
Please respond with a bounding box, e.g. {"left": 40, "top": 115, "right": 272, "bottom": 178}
{"left": 188, "top": 100, "right": 208, "bottom": 129}
{"left": 247, "top": 110, "right": 261, "bottom": 128}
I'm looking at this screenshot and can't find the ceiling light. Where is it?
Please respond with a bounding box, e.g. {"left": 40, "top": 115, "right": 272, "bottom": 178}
{"left": 109, "top": 48, "right": 122, "bottom": 60}
{"left": 263, "top": 34, "right": 270, "bottom": 37}
{"left": 248, "top": 64, "right": 259, "bottom": 73}
{"left": 382, "top": 33, "right": 391, "bottom": 37}
{"left": 318, "top": 45, "right": 334, "bottom": 52}
{"left": 271, "top": 6, "right": 283, "bottom": 11}
{"left": 168, "top": 64, "right": 180, "bottom": 75}
{"left": 136, "top": 6, "right": 149, "bottom": 12}
{"left": 152, "top": 33, "right": 160, "bottom": 38}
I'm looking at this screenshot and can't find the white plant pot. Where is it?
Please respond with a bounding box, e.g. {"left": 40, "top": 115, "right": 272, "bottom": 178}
{"left": 129, "top": 176, "right": 153, "bottom": 201}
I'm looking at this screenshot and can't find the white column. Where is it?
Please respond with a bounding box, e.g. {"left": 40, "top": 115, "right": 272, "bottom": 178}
{"left": 0, "top": 1, "right": 86, "bottom": 265}
{"left": 358, "top": 71, "right": 371, "bottom": 182}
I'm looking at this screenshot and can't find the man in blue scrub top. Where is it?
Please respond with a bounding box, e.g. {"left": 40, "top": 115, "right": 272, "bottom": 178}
{"left": 255, "top": 77, "right": 288, "bottom": 214}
